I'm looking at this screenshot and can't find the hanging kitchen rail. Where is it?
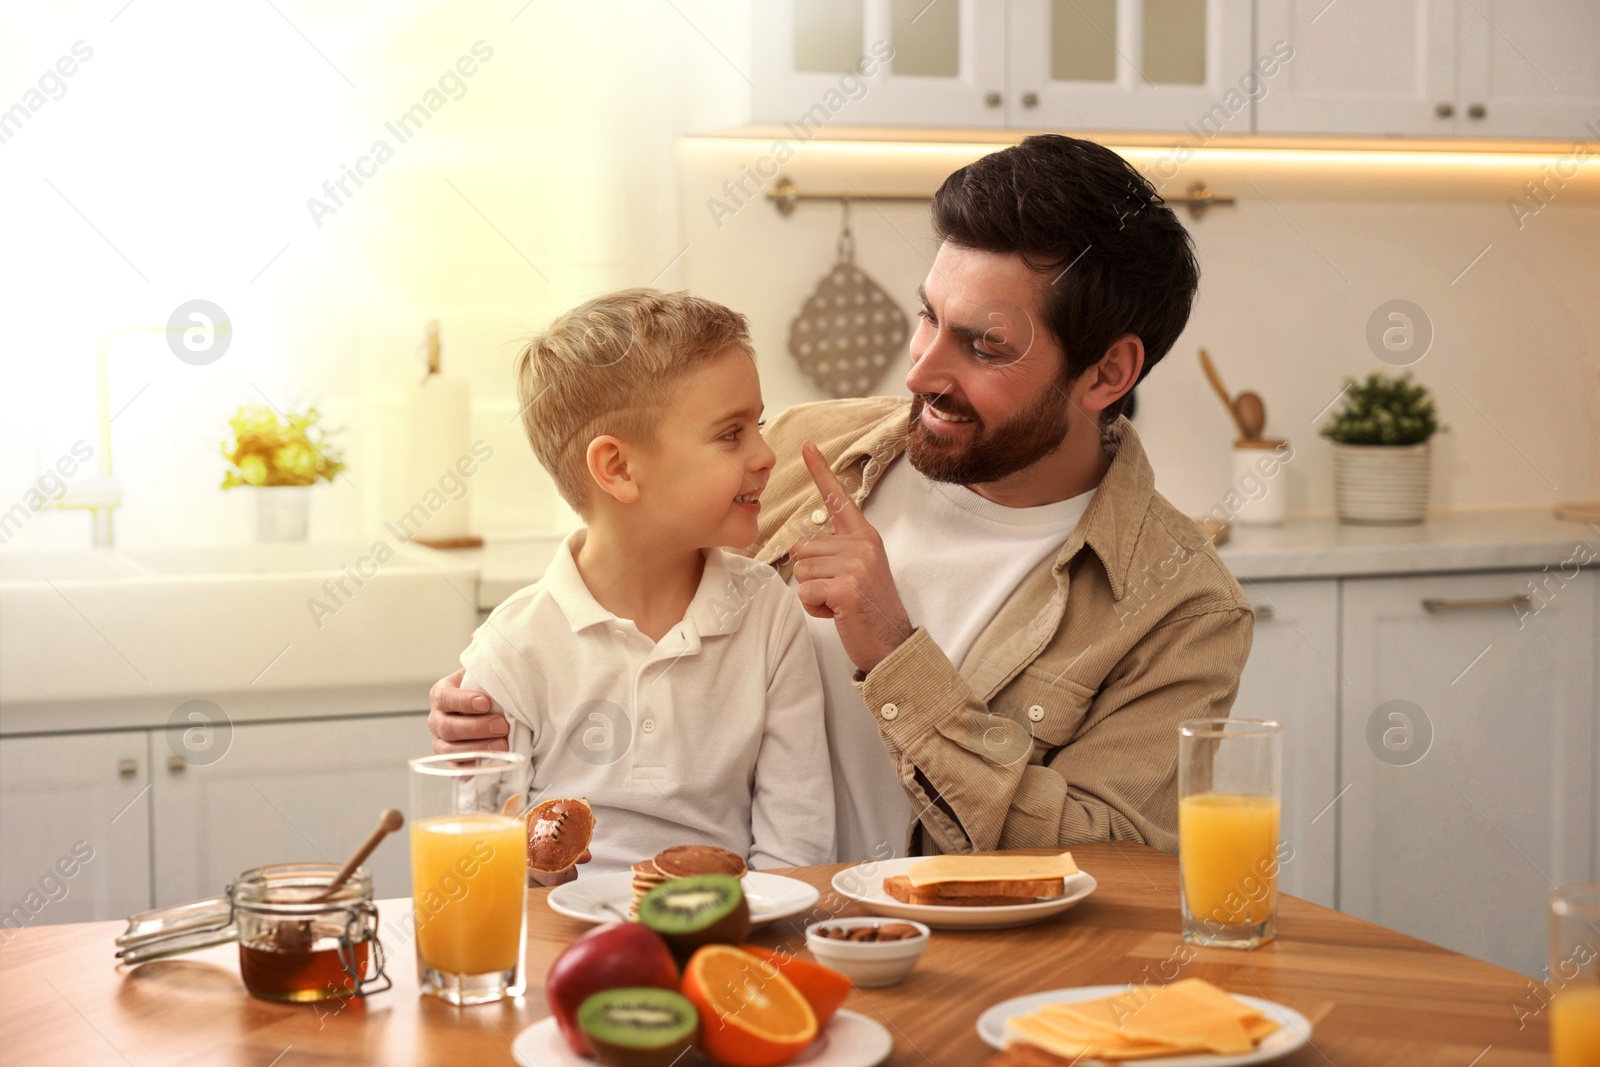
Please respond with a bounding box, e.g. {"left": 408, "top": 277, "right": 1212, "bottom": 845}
{"left": 766, "top": 175, "right": 1236, "bottom": 221}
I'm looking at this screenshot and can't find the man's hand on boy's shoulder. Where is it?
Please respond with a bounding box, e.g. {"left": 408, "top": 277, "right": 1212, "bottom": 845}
{"left": 429, "top": 668, "right": 511, "bottom": 753}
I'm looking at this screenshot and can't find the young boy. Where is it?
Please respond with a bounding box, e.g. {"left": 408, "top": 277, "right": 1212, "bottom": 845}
{"left": 460, "top": 289, "right": 835, "bottom": 883}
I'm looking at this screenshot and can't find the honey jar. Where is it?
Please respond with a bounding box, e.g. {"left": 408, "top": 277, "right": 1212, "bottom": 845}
{"left": 116, "top": 862, "right": 390, "bottom": 1004}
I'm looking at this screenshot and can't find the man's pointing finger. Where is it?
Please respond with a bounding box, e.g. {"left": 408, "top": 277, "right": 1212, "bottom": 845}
{"left": 802, "top": 441, "right": 868, "bottom": 534}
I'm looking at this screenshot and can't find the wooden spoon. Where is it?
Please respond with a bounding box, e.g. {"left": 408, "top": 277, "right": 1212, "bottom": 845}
{"left": 1234, "top": 391, "right": 1267, "bottom": 440}
{"left": 1198, "top": 348, "right": 1251, "bottom": 440}
{"left": 311, "top": 808, "right": 405, "bottom": 903}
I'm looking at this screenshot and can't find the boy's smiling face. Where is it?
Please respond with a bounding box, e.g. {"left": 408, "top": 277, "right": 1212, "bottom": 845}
{"left": 628, "top": 346, "right": 774, "bottom": 550}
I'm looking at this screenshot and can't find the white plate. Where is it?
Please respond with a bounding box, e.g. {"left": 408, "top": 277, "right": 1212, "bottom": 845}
{"left": 512, "top": 1009, "right": 892, "bottom": 1067}
{"left": 831, "top": 856, "right": 1097, "bottom": 930}
{"left": 546, "top": 870, "right": 820, "bottom": 927}
{"left": 976, "top": 985, "right": 1313, "bottom": 1066}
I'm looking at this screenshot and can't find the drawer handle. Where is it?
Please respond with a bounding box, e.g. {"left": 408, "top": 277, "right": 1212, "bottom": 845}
{"left": 1251, "top": 605, "right": 1274, "bottom": 620}
{"left": 1421, "top": 595, "right": 1532, "bottom": 614}
{"left": 118, "top": 759, "right": 138, "bottom": 777}
{"left": 167, "top": 755, "right": 188, "bottom": 773}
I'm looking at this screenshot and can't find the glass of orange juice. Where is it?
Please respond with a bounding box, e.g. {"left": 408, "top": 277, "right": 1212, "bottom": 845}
{"left": 1549, "top": 883, "right": 1600, "bottom": 1067}
{"left": 1178, "top": 718, "right": 1283, "bottom": 949}
{"left": 408, "top": 752, "right": 529, "bottom": 1005}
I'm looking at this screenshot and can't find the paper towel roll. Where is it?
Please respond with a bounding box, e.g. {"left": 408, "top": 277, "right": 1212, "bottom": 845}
{"left": 405, "top": 374, "right": 473, "bottom": 543}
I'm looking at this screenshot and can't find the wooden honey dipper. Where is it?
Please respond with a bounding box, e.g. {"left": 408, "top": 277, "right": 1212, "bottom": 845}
{"left": 271, "top": 809, "right": 405, "bottom": 953}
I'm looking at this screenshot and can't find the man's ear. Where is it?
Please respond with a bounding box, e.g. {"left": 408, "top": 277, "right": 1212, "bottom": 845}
{"left": 1077, "top": 334, "right": 1145, "bottom": 414}
{"left": 585, "top": 435, "right": 640, "bottom": 504}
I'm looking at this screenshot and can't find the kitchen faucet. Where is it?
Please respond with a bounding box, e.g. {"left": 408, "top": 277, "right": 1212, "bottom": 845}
{"left": 46, "top": 326, "right": 184, "bottom": 547}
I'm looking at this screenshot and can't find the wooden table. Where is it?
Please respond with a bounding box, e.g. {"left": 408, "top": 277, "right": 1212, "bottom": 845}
{"left": 0, "top": 843, "right": 1553, "bottom": 1066}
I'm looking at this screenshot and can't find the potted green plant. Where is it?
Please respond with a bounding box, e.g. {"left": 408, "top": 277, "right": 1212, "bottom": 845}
{"left": 220, "top": 405, "right": 347, "bottom": 541}
{"left": 1319, "top": 372, "right": 1443, "bottom": 524}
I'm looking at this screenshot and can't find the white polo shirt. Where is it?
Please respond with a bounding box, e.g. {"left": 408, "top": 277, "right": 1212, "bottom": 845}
{"left": 460, "top": 530, "right": 836, "bottom": 877}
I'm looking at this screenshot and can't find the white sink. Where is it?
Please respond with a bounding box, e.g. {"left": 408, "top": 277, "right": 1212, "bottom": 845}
{"left": 121, "top": 543, "right": 453, "bottom": 576}
{"left": 0, "top": 549, "right": 146, "bottom": 582}
{"left": 0, "top": 543, "right": 480, "bottom": 706}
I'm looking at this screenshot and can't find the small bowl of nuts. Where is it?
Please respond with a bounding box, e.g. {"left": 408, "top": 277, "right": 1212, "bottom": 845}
{"left": 804, "top": 917, "right": 931, "bottom": 987}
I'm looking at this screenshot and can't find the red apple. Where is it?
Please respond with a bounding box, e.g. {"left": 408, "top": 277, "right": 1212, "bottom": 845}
{"left": 545, "top": 922, "right": 680, "bottom": 1055}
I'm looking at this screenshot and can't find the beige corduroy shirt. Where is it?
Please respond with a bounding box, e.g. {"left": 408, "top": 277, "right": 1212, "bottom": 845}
{"left": 745, "top": 396, "right": 1253, "bottom": 855}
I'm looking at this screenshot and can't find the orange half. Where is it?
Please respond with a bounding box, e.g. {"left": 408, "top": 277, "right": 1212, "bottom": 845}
{"left": 737, "top": 945, "right": 851, "bottom": 1027}
{"left": 681, "top": 945, "right": 818, "bottom": 1067}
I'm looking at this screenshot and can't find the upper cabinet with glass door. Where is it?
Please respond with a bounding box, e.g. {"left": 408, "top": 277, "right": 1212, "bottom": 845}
{"left": 752, "top": 0, "right": 1009, "bottom": 128}
{"left": 751, "top": 0, "right": 1249, "bottom": 130}
{"left": 1007, "top": 0, "right": 1254, "bottom": 132}
{"left": 752, "top": 0, "right": 1600, "bottom": 137}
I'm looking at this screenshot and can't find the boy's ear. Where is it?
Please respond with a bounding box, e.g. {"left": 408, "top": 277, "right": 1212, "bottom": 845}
{"left": 585, "top": 435, "right": 640, "bottom": 504}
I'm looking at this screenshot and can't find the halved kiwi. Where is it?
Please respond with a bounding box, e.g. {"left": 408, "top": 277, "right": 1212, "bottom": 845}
{"left": 636, "top": 873, "right": 751, "bottom": 962}
{"left": 577, "top": 987, "right": 699, "bottom": 1067}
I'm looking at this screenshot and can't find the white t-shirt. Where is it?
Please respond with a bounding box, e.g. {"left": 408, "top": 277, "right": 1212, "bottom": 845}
{"left": 462, "top": 530, "right": 836, "bottom": 876}
{"left": 796, "top": 455, "right": 1096, "bottom": 862}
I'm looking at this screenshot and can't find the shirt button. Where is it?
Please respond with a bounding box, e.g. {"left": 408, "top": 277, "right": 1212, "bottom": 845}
{"left": 1027, "top": 704, "right": 1045, "bottom": 722}
{"left": 642, "top": 719, "right": 655, "bottom": 734}
{"left": 810, "top": 507, "right": 828, "bottom": 524}
{"left": 880, "top": 703, "right": 899, "bottom": 720}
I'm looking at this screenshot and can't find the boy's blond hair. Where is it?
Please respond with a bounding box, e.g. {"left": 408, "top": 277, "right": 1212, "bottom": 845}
{"left": 514, "top": 288, "right": 754, "bottom": 514}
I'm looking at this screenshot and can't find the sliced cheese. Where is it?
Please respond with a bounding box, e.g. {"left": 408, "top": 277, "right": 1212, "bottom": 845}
{"left": 1007, "top": 978, "right": 1278, "bottom": 1062}
{"left": 1118, "top": 988, "right": 1255, "bottom": 1056}
{"left": 907, "top": 851, "right": 1078, "bottom": 887}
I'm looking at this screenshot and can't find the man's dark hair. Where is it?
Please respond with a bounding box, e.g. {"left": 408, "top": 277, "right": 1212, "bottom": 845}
{"left": 931, "top": 134, "right": 1200, "bottom": 422}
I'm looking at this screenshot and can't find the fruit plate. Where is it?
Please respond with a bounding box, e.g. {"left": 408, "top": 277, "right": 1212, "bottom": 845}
{"left": 831, "top": 856, "right": 1097, "bottom": 930}
{"left": 547, "top": 870, "right": 821, "bottom": 927}
{"left": 975, "top": 986, "right": 1313, "bottom": 1066}
{"left": 512, "top": 1009, "right": 893, "bottom": 1067}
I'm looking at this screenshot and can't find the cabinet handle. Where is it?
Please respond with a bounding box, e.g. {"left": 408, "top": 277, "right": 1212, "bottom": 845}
{"left": 1251, "top": 605, "right": 1275, "bottom": 620}
{"left": 1021, "top": 91, "right": 1039, "bottom": 108}
{"left": 1421, "top": 595, "right": 1531, "bottom": 614}
{"left": 1435, "top": 102, "right": 1454, "bottom": 117}
{"left": 167, "top": 755, "right": 187, "bottom": 773}
{"left": 1468, "top": 103, "right": 1486, "bottom": 119}
{"left": 118, "top": 758, "right": 138, "bottom": 777}
{"left": 984, "top": 91, "right": 1002, "bottom": 108}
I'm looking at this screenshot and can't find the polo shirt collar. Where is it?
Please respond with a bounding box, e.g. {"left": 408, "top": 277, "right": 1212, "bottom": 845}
{"left": 545, "top": 529, "right": 750, "bottom": 640}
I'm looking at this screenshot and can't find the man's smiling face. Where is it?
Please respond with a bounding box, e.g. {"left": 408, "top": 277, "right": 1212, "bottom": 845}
{"left": 905, "top": 242, "right": 1078, "bottom": 487}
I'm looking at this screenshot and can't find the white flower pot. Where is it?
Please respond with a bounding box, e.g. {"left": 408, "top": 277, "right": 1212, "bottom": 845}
{"left": 255, "top": 486, "right": 311, "bottom": 541}
{"left": 1331, "top": 441, "right": 1431, "bottom": 525}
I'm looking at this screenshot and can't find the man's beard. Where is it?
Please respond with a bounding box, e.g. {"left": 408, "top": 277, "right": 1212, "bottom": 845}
{"left": 906, "top": 388, "right": 1073, "bottom": 486}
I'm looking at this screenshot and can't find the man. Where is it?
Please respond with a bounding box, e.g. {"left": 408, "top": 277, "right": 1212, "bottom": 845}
{"left": 430, "top": 134, "right": 1252, "bottom": 861}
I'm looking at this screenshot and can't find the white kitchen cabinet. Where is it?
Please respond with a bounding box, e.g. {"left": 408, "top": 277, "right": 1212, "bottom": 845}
{"left": 1257, "top": 0, "right": 1600, "bottom": 138}
{"left": 1338, "top": 568, "right": 1596, "bottom": 977}
{"left": 752, "top": 0, "right": 1246, "bottom": 131}
{"left": 1255, "top": 0, "right": 1457, "bottom": 136}
{"left": 0, "top": 730, "right": 153, "bottom": 926}
{"left": 1007, "top": 0, "right": 1255, "bottom": 132}
{"left": 151, "top": 714, "right": 431, "bottom": 907}
{"left": 1456, "top": 0, "right": 1600, "bottom": 139}
{"left": 1231, "top": 578, "right": 1339, "bottom": 909}
{"left": 753, "top": 0, "right": 1009, "bottom": 128}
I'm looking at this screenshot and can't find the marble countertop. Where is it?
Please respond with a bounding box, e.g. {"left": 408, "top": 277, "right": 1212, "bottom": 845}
{"left": 1217, "top": 508, "right": 1596, "bottom": 581}
{"left": 451, "top": 509, "right": 1597, "bottom": 609}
